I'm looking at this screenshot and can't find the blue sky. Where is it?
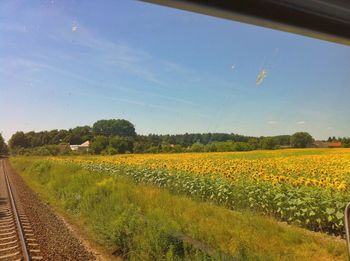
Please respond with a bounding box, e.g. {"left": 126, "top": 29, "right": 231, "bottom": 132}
{"left": 1, "top": 0, "right": 350, "bottom": 141}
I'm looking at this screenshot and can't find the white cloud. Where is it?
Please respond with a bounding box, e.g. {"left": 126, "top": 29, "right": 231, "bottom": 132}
{"left": 267, "top": 121, "right": 277, "bottom": 125}
{"left": 75, "top": 92, "right": 209, "bottom": 119}
{"left": 5, "top": 57, "right": 200, "bottom": 109}
{"left": 297, "top": 121, "right": 306, "bottom": 125}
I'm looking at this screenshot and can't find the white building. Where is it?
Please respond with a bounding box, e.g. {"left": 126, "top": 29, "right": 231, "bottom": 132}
{"left": 70, "top": 140, "right": 90, "bottom": 151}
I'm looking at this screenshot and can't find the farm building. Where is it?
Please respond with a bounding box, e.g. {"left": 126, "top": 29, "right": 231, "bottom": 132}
{"left": 327, "top": 142, "right": 342, "bottom": 148}
{"left": 70, "top": 140, "right": 90, "bottom": 151}
{"left": 313, "top": 141, "right": 342, "bottom": 148}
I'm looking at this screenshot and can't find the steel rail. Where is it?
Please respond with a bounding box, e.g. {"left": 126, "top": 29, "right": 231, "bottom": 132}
{"left": 344, "top": 202, "right": 350, "bottom": 260}
{"left": 2, "top": 161, "right": 30, "bottom": 261}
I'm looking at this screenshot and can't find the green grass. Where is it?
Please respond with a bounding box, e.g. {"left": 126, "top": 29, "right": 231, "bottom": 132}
{"left": 11, "top": 157, "right": 347, "bottom": 260}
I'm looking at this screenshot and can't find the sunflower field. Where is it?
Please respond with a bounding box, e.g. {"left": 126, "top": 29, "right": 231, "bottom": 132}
{"left": 52, "top": 148, "right": 350, "bottom": 235}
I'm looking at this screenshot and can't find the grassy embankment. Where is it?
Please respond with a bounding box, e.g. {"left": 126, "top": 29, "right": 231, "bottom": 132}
{"left": 11, "top": 157, "right": 347, "bottom": 260}
{"left": 54, "top": 149, "right": 350, "bottom": 235}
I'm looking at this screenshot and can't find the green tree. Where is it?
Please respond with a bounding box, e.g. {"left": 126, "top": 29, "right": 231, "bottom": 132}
{"left": 204, "top": 143, "right": 218, "bottom": 152}
{"left": 290, "top": 132, "right": 314, "bottom": 148}
{"left": 90, "top": 136, "right": 109, "bottom": 154}
{"left": 273, "top": 135, "right": 291, "bottom": 146}
{"left": 233, "top": 142, "right": 250, "bottom": 151}
{"left": 341, "top": 138, "right": 350, "bottom": 148}
{"left": 9, "top": 131, "right": 30, "bottom": 150}
{"left": 247, "top": 138, "right": 259, "bottom": 150}
{"left": 92, "top": 119, "right": 136, "bottom": 137}
{"left": 109, "top": 136, "right": 134, "bottom": 154}
{"left": 190, "top": 142, "right": 204, "bottom": 152}
{"left": 215, "top": 141, "right": 233, "bottom": 152}
{"left": 68, "top": 126, "right": 92, "bottom": 144}
{"left": 0, "top": 134, "right": 8, "bottom": 155}
{"left": 260, "top": 137, "right": 277, "bottom": 150}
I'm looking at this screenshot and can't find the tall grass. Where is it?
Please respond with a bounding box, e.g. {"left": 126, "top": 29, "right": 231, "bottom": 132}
{"left": 11, "top": 157, "right": 347, "bottom": 260}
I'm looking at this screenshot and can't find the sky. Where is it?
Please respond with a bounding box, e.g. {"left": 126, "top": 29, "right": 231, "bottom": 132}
{"left": 1, "top": 0, "right": 350, "bottom": 141}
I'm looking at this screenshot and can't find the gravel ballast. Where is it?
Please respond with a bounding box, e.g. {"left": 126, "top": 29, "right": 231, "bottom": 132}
{"left": 4, "top": 159, "right": 96, "bottom": 261}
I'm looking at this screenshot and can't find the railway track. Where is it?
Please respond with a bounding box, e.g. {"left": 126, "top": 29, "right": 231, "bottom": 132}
{"left": 0, "top": 160, "right": 42, "bottom": 261}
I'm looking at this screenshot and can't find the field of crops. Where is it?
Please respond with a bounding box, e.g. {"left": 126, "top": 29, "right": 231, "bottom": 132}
{"left": 11, "top": 156, "right": 348, "bottom": 260}
{"left": 54, "top": 148, "right": 350, "bottom": 235}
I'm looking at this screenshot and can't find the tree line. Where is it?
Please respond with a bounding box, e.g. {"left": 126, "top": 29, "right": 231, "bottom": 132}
{"left": 1, "top": 118, "right": 348, "bottom": 156}
{"left": 327, "top": 136, "right": 350, "bottom": 147}
{"left": 0, "top": 134, "right": 8, "bottom": 156}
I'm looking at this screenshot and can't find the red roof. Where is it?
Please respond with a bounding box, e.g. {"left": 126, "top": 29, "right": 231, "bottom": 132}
{"left": 328, "top": 142, "right": 342, "bottom": 147}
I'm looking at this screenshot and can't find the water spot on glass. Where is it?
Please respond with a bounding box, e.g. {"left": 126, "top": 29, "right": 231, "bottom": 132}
{"left": 72, "top": 22, "right": 78, "bottom": 32}
{"left": 256, "top": 69, "right": 267, "bottom": 85}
